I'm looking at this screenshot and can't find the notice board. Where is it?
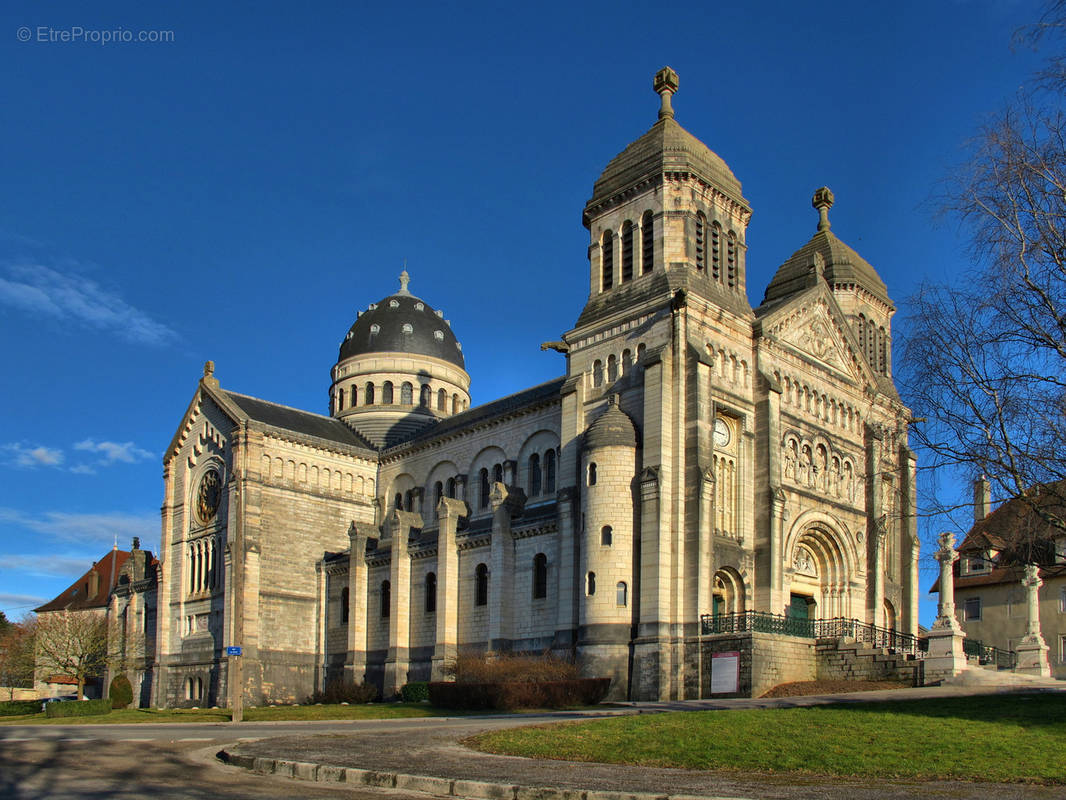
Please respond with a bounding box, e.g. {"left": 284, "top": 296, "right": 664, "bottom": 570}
{"left": 710, "top": 650, "right": 740, "bottom": 694}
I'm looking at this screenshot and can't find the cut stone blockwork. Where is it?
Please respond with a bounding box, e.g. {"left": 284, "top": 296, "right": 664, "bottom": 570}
{"left": 141, "top": 67, "right": 919, "bottom": 707}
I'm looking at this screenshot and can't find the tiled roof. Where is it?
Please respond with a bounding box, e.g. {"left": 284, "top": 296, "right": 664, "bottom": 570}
{"left": 35, "top": 549, "right": 130, "bottom": 612}
{"left": 224, "top": 391, "right": 374, "bottom": 450}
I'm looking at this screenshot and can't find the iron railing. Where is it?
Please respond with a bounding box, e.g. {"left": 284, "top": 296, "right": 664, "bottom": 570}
{"left": 812, "top": 617, "right": 924, "bottom": 658}
{"left": 701, "top": 612, "right": 917, "bottom": 658}
{"left": 962, "top": 638, "right": 1017, "bottom": 670}
{"left": 701, "top": 610, "right": 815, "bottom": 638}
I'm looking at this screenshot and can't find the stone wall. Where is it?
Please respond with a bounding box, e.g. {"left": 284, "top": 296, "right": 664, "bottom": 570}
{"left": 700, "top": 632, "right": 816, "bottom": 698}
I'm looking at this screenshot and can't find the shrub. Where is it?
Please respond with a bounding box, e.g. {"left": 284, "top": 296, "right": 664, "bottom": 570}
{"left": 0, "top": 699, "right": 42, "bottom": 716}
{"left": 109, "top": 674, "right": 134, "bottom": 709}
{"left": 400, "top": 681, "right": 429, "bottom": 702}
{"left": 429, "top": 678, "right": 610, "bottom": 710}
{"left": 446, "top": 651, "right": 580, "bottom": 684}
{"left": 307, "top": 678, "right": 379, "bottom": 705}
{"left": 45, "top": 698, "right": 112, "bottom": 718}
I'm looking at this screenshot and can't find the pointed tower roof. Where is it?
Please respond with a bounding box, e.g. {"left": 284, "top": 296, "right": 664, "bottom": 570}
{"left": 760, "top": 188, "right": 891, "bottom": 310}
{"left": 584, "top": 67, "right": 748, "bottom": 224}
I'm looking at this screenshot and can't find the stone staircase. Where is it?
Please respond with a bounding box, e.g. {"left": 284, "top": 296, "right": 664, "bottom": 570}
{"left": 816, "top": 638, "right": 922, "bottom": 686}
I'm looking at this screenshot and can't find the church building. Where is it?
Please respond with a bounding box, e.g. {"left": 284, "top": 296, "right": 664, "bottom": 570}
{"left": 153, "top": 68, "right": 919, "bottom": 706}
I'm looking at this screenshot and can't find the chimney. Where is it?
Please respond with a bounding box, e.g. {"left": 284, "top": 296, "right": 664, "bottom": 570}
{"left": 973, "top": 476, "right": 991, "bottom": 522}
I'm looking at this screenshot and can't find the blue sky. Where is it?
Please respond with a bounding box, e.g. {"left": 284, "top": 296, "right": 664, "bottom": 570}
{"left": 0, "top": 1, "right": 1049, "bottom": 625}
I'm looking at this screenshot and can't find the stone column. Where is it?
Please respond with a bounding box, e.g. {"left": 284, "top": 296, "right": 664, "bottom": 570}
{"left": 1015, "top": 564, "right": 1051, "bottom": 676}
{"left": 345, "top": 522, "right": 370, "bottom": 684}
{"left": 432, "top": 497, "right": 466, "bottom": 680}
{"left": 924, "top": 532, "right": 967, "bottom": 682}
{"left": 872, "top": 515, "right": 887, "bottom": 628}
{"left": 768, "top": 488, "right": 788, "bottom": 614}
{"left": 384, "top": 509, "right": 422, "bottom": 697}
{"left": 489, "top": 483, "right": 525, "bottom": 652}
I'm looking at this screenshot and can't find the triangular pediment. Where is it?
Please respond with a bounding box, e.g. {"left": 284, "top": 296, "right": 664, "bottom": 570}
{"left": 758, "top": 285, "right": 877, "bottom": 388}
{"left": 164, "top": 380, "right": 243, "bottom": 466}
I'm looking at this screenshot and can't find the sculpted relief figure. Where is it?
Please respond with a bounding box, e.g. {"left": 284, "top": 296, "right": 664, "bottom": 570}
{"left": 784, "top": 439, "right": 798, "bottom": 481}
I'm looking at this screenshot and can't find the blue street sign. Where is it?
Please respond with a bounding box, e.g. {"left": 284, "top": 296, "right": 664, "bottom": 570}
{"left": 226, "top": 646, "right": 242, "bottom": 656}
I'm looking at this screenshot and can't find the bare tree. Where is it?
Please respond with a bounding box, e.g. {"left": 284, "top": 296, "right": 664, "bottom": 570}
{"left": 903, "top": 2, "right": 1066, "bottom": 566}
{"left": 34, "top": 611, "right": 108, "bottom": 700}
{"left": 0, "top": 615, "right": 37, "bottom": 695}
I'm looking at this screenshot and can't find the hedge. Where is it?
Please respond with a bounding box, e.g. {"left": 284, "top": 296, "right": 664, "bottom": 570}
{"left": 307, "top": 679, "right": 379, "bottom": 705}
{"left": 45, "top": 698, "right": 112, "bottom": 718}
{"left": 0, "top": 699, "right": 42, "bottom": 716}
{"left": 428, "top": 678, "right": 610, "bottom": 710}
{"left": 400, "top": 681, "right": 429, "bottom": 703}
{"left": 109, "top": 674, "right": 133, "bottom": 709}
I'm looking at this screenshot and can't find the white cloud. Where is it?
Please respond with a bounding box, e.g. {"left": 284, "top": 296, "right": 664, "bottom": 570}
{"left": 74, "top": 439, "right": 154, "bottom": 465}
{"left": 0, "top": 262, "right": 177, "bottom": 346}
{"left": 0, "top": 592, "right": 47, "bottom": 613}
{"left": 0, "top": 507, "right": 157, "bottom": 549}
{"left": 0, "top": 554, "right": 101, "bottom": 580}
{"left": 2, "top": 443, "right": 64, "bottom": 469}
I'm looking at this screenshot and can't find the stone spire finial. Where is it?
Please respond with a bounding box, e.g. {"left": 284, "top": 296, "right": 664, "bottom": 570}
{"left": 398, "top": 269, "right": 411, "bottom": 295}
{"left": 812, "top": 187, "right": 834, "bottom": 232}
{"left": 203, "top": 360, "right": 215, "bottom": 379}
{"left": 653, "top": 67, "right": 679, "bottom": 120}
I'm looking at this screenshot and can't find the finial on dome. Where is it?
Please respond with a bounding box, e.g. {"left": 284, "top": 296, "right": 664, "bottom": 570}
{"left": 398, "top": 269, "right": 411, "bottom": 295}
{"left": 653, "top": 67, "right": 679, "bottom": 120}
{"left": 812, "top": 186, "right": 834, "bottom": 232}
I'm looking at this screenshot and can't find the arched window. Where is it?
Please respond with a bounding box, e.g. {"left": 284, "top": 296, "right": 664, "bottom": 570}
{"left": 341, "top": 587, "right": 350, "bottom": 624}
{"left": 404, "top": 490, "right": 414, "bottom": 512}
{"left": 493, "top": 463, "right": 503, "bottom": 483}
{"left": 711, "top": 221, "right": 722, "bottom": 281}
{"left": 382, "top": 381, "right": 394, "bottom": 405}
{"left": 607, "top": 354, "right": 617, "bottom": 382}
{"left": 420, "top": 384, "right": 431, "bottom": 406}
{"left": 452, "top": 394, "right": 460, "bottom": 414}
{"left": 727, "top": 231, "right": 737, "bottom": 288}
{"left": 336, "top": 388, "right": 345, "bottom": 413}
{"left": 394, "top": 492, "right": 403, "bottom": 510}
{"left": 616, "top": 581, "right": 628, "bottom": 607}
{"left": 588, "top": 462, "right": 597, "bottom": 486}
{"left": 878, "top": 327, "right": 887, "bottom": 374}
{"left": 601, "top": 229, "right": 614, "bottom": 291}
{"left": 437, "top": 388, "right": 447, "bottom": 411}
{"left": 601, "top": 525, "right": 613, "bottom": 546}
{"left": 425, "top": 572, "right": 437, "bottom": 613}
{"left": 479, "top": 468, "right": 490, "bottom": 509}
{"left": 365, "top": 383, "right": 375, "bottom": 405}
{"left": 475, "top": 563, "right": 488, "bottom": 606}
{"left": 621, "top": 349, "right": 632, "bottom": 374}
{"left": 446, "top": 476, "right": 456, "bottom": 498}
{"left": 695, "top": 211, "right": 706, "bottom": 271}
{"left": 586, "top": 571, "right": 596, "bottom": 596}
{"left": 528, "top": 453, "right": 541, "bottom": 496}
{"left": 641, "top": 211, "right": 654, "bottom": 274}
{"left": 544, "top": 449, "right": 556, "bottom": 493}
{"left": 381, "top": 580, "right": 391, "bottom": 618}
{"left": 401, "top": 382, "right": 413, "bottom": 405}
{"left": 433, "top": 481, "right": 443, "bottom": 514}
{"left": 533, "top": 553, "right": 548, "bottom": 599}
{"left": 621, "top": 220, "right": 634, "bottom": 283}
{"left": 592, "top": 359, "right": 603, "bottom": 387}
{"left": 351, "top": 384, "right": 358, "bottom": 407}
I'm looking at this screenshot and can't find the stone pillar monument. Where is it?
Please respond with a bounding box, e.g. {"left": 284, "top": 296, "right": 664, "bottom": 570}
{"left": 923, "top": 532, "right": 968, "bottom": 683}
{"left": 1014, "top": 564, "right": 1051, "bottom": 677}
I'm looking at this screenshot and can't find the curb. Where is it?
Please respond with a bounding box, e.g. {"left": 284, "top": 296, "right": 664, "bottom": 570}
{"left": 217, "top": 750, "right": 751, "bottom": 800}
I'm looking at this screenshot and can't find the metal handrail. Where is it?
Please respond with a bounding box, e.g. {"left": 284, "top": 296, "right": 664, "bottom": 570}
{"left": 701, "top": 612, "right": 922, "bottom": 658}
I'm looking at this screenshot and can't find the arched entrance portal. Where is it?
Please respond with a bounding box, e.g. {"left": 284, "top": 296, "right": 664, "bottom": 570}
{"left": 787, "top": 523, "right": 853, "bottom": 619}
{"left": 712, "top": 568, "right": 745, "bottom": 617}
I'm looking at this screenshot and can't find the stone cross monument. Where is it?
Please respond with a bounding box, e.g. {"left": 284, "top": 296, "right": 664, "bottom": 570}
{"left": 924, "top": 532, "right": 968, "bottom": 682}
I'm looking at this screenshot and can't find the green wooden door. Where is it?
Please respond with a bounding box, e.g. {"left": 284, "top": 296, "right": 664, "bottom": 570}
{"left": 788, "top": 594, "right": 810, "bottom": 620}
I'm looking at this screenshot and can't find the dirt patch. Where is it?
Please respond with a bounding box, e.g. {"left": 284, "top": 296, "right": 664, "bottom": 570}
{"left": 761, "top": 679, "right": 911, "bottom": 697}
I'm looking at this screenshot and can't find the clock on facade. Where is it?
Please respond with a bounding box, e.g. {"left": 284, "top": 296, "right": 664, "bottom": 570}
{"left": 196, "top": 468, "right": 222, "bottom": 524}
{"left": 713, "top": 417, "right": 731, "bottom": 448}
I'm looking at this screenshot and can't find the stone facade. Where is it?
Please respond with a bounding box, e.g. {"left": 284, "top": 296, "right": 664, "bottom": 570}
{"left": 149, "top": 68, "right": 919, "bottom": 706}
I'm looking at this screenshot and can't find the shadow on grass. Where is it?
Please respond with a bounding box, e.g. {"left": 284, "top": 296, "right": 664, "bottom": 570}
{"left": 794, "top": 691, "right": 1066, "bottom": 729}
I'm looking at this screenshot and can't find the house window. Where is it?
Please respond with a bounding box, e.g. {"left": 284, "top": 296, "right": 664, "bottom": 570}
{"left": 420, "top": 384, "right": 431, "bottom": 406}
{"left": 479, "top": 468, "right": 490, "bottom": 509}
{"left": 964, "top": 597, "right": 981, "bottom": 621}
{"left": 601, "top": 230, "right": 614, "bottom": 290}
{"left": 382, "top": 381, "right": 394, "bottom": 405}
{"left": 438, "top": 388, "right": 447, "bottom": 411}
{"left": 381, "top": 580, "right": 391, "bottom": 618}
{"left": 641, "top": 211, "right": 654, "bottom": 274}
{"left": 475, "top": 563, "right": 488, "bottom": 606}
{"left": 621, "top": 220, "right": 634, "bottom": 283}
{"left": 341, "top": 587, "right": 350, "bottom": 624}
{"left": 601, "top": 525, "right": 612, "bottom": 546}
{"left": 593, "top": 359, "right": 603, "bottom": 387}
{"left": 616, "top": 581, "right": 628, "bottom": 607}
{"left": 533, "top": 553, "right": 547, "bottom": 600}
{"left": 607, "top": 354, "right": 618, "bottom": 382}
{"left": 425, "top": 572, "right": 437, "bottom": 614}
{"left": 544, "top": 449, "right": 556, "bottom": 493}
{"left": 185, "top": 676, "right": 203, "bottom": 701}
{"left": 365, "top": 383, "right": 375, "bottom": 405}
{"left": 336, "top": 387, "right": 345, "bottom": 412}
{"left": 401, "top": 382, "right": 413, "bottom": 405}
{"left": 528, "top": 453, "right": 541, "bottom": 496}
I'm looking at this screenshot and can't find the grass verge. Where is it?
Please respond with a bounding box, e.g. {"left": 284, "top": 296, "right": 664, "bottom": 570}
{"left": 0, "top": 702, "right": 464, "bottom": 725}
{"left": 468, "top": 693, "right": 1066, "bottom": 784}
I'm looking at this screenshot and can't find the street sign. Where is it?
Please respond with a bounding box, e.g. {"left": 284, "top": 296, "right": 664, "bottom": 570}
{"left": 226, "top": 646, "right": 242, "bottom": 656}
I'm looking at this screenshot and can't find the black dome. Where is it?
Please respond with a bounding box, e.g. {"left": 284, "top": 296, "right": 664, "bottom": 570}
{"left": 338, "top": 283, "right": 465, "bottom": 369}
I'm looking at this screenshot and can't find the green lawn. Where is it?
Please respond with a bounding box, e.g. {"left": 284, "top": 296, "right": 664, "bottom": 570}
{"left": 0, "top": 702, "right": 463, "bottom": 725}
{"left": 468, "top": 694, "right": 1066, "bottom": 784}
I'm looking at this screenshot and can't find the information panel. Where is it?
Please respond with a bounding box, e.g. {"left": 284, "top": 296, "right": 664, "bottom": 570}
{"left": 710, "top": 651, "right": 740, "bottom": 694}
